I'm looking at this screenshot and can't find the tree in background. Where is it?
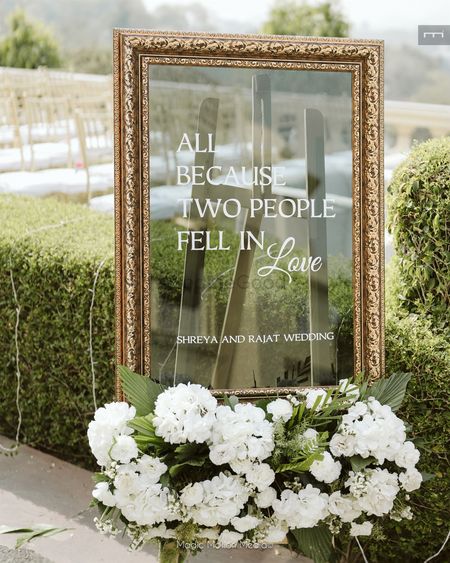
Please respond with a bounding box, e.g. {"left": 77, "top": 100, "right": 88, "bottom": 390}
{"left": 0, "top": 9, "right": 61, "bottom": 69}
{"left": 262, "top": 0, "right": 349, "bottom": 37}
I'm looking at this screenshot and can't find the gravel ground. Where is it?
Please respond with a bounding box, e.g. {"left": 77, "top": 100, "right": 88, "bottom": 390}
{"left": 0, "top": 546, "right": 52, "bottom": 562}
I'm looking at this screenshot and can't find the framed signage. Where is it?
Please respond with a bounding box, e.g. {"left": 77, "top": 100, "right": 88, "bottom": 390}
{"left": 113, "top": 30, "right": 384, "bottom": 398}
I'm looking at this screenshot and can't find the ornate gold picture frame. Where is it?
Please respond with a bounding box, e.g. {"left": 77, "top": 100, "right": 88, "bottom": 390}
{"left": 113, "top": 29, "right": 384, "bottom": 399}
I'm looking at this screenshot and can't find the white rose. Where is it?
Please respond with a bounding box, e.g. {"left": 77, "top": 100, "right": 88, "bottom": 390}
{"left": 350, "top": 521, "right": 373, "bottom": 536}
{"left": 329, "top": 433, "right": 356, "bottom": 457}
{"left": 245, "top": 463, "right": 275, "bottom": 491}
{"left": 231, "top": 515, "right": 261, "bottom": 533}
{"left": 218, "top": 530, "right": 243, "bottom": 547}
{"left": 310, "top": 451, "right": 342, "bottom": 484}
{"left": 180, "top": 482, "right": 204, "bottom": 507}
{"left": 255, "top": 486, "right": 277, "bottom": 508}
{"left": 110, "top": 434, "right": 138, "bottom": 464}
{"left": 399, "top": 468, "right": 423, "bottom": 492}
{"left": 267, "top": 399, "right": 293, "bottom": 422}
{"left": 394, "top": 441, "right": 420, "bottom": 470}
{"left": 92, "top": 481, "right": 116, "bottom": 507}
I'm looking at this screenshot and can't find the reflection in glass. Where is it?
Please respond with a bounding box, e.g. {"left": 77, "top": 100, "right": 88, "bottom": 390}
{"left": 149, "top": 65, "right": 353, "bottom": 389}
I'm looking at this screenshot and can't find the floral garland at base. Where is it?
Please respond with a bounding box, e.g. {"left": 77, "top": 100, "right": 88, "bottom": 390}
{"left": 88, "top": 369, "right": 423, "bottom": 563}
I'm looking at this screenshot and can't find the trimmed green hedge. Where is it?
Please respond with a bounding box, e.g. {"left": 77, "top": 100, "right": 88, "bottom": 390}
{"left": 0, "top": 195, "right": 115, "bottom": 468}
{"left": 366, "top": 313, "right": 450, "bottom": 562}
{"left": 388, "top": 137, "right": 450, "bottom": 333}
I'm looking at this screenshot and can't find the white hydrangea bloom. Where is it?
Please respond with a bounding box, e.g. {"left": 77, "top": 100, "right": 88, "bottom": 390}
{"left": 346, "top": 468, "right": 399, "bottom": 517}
{"left": 209, "top": 403, "right": 274, "bottom": 467}
{"left": 139, "top": 523, "right": 176, "bottom": 541}
{"left": 329, "top": 433, "right": 357, "bottom": 457}
{"left": 267, "top": 398, "right": 293, "bottom": 422}
{"left": 110, "top": 434, "right": 138, "bottom": 464}
{"left": 112, "top": 458, "right": 175, "bottom": 526}
{"left": 394, "top": 441, "right": 420, "bottom": 470}
{"left": 255, "top": 517, "right": 289, "bottom": 543}
{"left": 272, "top": 484, "right": 329, "bottom": 528}
{"left": 231, "top": 515, "right": 261, "bottom": 533}
{"left": 328, "top": 491, "right": 362, "bottom": 522}
{"left": 245, "top": 463, "right": 275, "bottom": 491}
{"left": 399, "top": 468, "right": 423, "bottom": 492}
{"left": 153, "top": 383, "right": 217, "bottom": 444}
{"left": 87, "top": 402, "right": 136, "bottom": 467}
{"left": 218, "top": 530, "right": 243, "bottom": 547}
{"left": 135, "top": 455, "right": 168, "bottom": 485}
{"left": 261, "top": 524, "right": 288, "bottom": 543}
{"left": 188, "top": 473, "right": 250, "bottom": 527}
{"left": 310, "top": 451, "right": 342, "bottom": 484}
{"left": 120, "top": 484, "right": 174, "bottom": 526}
{"left": 330, "top": 398, "right": 406, "bottom": 464}
{"left": 229, "top": 458, "right": 254, "bottom": 475}
{"left": 338, "top": 379, "right": 360, "bottom": 403}
{"left": 301, "top": 389, "right": 332, "bottom": 410}
{"left": 255, "top": 486, "right": 277, "bottom": 508}
{"left": 198, "top": 527, "right": 220, "bottom": 540}
{"left": 302, "top": 428, "right": 319, "bottom": 440}
{"left": 350, "top": 521, "right": 373, "bottom": 536}
{"left": 92, "top": 481, "right": 116, "bottom": 507}
{"left": 180, "top": 482, "right": 204, "bottom": 507}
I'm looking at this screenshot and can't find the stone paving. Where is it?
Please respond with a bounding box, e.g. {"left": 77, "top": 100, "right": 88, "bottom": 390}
{"left": 0, "top": 438, "right": 309, "bottom": 563}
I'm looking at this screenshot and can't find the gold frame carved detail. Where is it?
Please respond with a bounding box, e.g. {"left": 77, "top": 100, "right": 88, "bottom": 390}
{"left": 113, "top": 30, "right": 384, "bottom": 399}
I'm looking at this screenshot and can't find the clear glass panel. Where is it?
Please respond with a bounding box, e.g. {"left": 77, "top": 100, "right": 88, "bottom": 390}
{"left": 149, "top": 64, "right": 353, "bottom": 389}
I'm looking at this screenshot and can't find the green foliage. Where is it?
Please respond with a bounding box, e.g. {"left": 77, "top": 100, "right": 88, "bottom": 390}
{"left": 0, "top": 195, "right": 114, "bottom": 468}
{"left": 348, "top": 455, "right": 376, "bottom": 473}
{"left": 365, "top": 314, "right": 450, "bottom": 562}
{"left": 0, "top": 9, "right": 61, "bottom": 69}
{"left": 290, "top": 526, "right": 334, "bottom": 563}
{"left": 261, "top": 0, "right": 349, "bottom": 37}
{"left": 388, "top": 137, "right": 450, "bottom": 333}
{"left": 118, "top": 365, "right": 165, "bottom": 417}
{"left": 365, "top": 371, "right": 411, "bottom": 411}
{"left": 0, "top": 525, "right": 70, "bottom": 549}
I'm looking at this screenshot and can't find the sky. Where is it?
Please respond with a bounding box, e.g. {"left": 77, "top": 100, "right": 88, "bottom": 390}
{"left": 143, "top": 0, "right": 450, "bottom": 34}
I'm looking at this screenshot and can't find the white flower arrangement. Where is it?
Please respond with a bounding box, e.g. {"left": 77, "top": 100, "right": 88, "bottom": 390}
{"left": 88, "top": 369, "right": 422, "bottom": 563}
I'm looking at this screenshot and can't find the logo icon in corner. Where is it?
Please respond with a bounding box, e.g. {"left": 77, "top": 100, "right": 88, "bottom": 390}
{"left": 418, "top": 25, "right": 450, "bottom": 45}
